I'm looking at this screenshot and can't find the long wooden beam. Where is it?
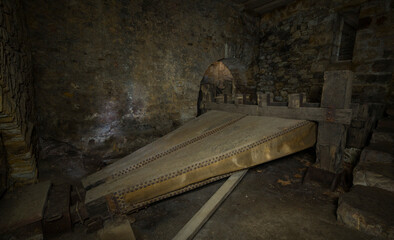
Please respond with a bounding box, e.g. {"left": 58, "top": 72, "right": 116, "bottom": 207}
{"left": 172, "top": 170, "right": 248, "bottom": 240}
{"left": 204, "top": 102, "right": 352, "bottom": 125}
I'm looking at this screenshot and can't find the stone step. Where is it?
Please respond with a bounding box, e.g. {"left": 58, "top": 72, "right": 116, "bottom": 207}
{"left": 10, "top": 167, "right": 37, "bottom": 181}
{"left": 8, "top": 157, "right": 36, "bottom": 167}
{"left": 360, "top": 143, "right": 394, "bottom": 164}
{"left": 3, "top": 122, "right": 34, "bottom": 145}
{"left": 9, "top": 158, "right": 36, "bottom": 173}
{"left": 3, "top": 139, "right": 29, "bottom": 155}
{"left": 7, "top": 145, "right": 34, "bottom": 161}
{"left": 10, "top": 162, "right": 37, "bottom": 175}
{"left": 1, "top": 127, "right": 23, "bottom": 137}
{"left": 370, "top": 129, "right": 394, "bottom": 145}
{"left": 0, "top": 121, "right": 19, "bottom": 130}
{"left": 9, "top": 165, "right": 36, "bottom": 175}
{"left": 353, "top": 161, "right": 394, "bottom": 192}
{"left": 3, "top": 132, "right": 24, "bottom": 142}
{"left": 337, "top": 185, "right": 394, "bottom": 239}
{"left": 377, "top": 118, "right": 394, "bottom": 131}
{"left": 8, "top": 159, "right": 35, "bottom": 168}
{"left": 8, "top": 156, "right": 35, "bottom": 166}
{"left": 0, "top": 115, "right": 14, "bottom": 124}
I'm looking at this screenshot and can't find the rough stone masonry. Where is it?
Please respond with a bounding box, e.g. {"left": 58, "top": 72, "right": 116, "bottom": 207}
{"left": 0, "top": 0, "right": 37, "bottom": 187}
{"left": 23, "top": 0, "right": 260, "bottom": 159}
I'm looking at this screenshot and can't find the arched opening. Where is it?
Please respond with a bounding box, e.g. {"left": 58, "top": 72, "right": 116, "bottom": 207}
{"left": 197, "top": 58, "right": 255, "bottom": 115}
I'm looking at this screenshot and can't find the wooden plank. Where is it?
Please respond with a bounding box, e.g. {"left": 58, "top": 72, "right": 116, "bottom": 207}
{"left": 205, "top": 102, "right": 352, "bottom": 124}
{"left": 172, "top": 170, "right": 248, "bottom": 240}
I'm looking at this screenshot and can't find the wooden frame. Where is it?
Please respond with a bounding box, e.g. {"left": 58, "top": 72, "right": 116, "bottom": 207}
{"left": 205, "top": 102, "right": 352, "bottom": 125}
{"left": 202, "top": 70, "right": 354, "bottom": 174}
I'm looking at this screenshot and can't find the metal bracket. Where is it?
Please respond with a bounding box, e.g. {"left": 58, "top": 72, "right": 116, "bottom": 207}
{"left": 326, "top": 107, "right": 336, "bottom": 122}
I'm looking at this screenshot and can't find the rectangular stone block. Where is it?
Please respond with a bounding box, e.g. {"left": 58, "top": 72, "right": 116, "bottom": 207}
{"left": 370, "top": 130, "right": 394, "bottom": 145}
{"left": 360, "top": 144, "right": 394, "bottom": 164}
{"left": 337, "top": 185, "right": 394, "bottom": 239}
{"left": 353, "top": 161, "right": 394, "bottom": 193}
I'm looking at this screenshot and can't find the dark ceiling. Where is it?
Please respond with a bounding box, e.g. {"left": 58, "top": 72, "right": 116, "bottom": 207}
{"left": 231, "top": 0, "right": 296, "bottom": 15}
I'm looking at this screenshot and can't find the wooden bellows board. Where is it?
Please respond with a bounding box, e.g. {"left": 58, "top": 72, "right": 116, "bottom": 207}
{"left": 82, "top": 111, "right": 316, "bottom": 214}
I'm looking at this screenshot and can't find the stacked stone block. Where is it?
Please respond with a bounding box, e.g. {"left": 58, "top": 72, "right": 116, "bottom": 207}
{"left": 0, "top": 0, "right": 37, "bottom": 187}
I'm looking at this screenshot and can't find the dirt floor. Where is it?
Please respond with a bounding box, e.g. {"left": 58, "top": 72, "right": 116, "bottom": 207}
{"left": 38, "top": 147, "right": 379, "bottom": 240}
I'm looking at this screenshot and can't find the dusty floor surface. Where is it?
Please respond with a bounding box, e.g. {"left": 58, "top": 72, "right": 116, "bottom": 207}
{"left": 38, "top": 148, "right": 379, "bottom": 240}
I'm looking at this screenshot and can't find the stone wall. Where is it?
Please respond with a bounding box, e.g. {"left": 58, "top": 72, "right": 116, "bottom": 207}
{"left": 257, "top": 0, "right": 393, "bottom": 104}
{"left": 258, "top": 0, "right": 335, "bottom": 102}
{"left": 0, "top": 0, "right": 37, "bottom": 186}
{"left": 352, "top": 0, "right": 394, "bottom": 103}
{"left": 23, "top": 0, "right": 259, "bottom": 159}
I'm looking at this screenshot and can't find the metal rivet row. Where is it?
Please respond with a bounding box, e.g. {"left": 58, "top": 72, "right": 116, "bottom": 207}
{"left": 113, "top": 120, "right": 311, "bottom": 212}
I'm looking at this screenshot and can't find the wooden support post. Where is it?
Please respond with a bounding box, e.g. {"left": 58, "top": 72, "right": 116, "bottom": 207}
{"left": 315, "top": 70, "right": 353, "bottom": 173}
{"left": 215, "top": 94, "right": 224, "bottom": 104}
{"left": 257, "top": 92, "right": 273, "bottom": 107}
{"left": 235, "top": 94, "right": 243, "bottom": 104}
{"left": 288, "top": 93, "right": 306, "bottom": 108}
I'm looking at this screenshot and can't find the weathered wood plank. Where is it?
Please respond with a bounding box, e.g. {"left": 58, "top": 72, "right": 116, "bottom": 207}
{"left": 205, "top": 102, "right": 352, "bottom": 124}
{"left": 172, "top": 170, "right": 247, "bottom": 240}
{"left": 316, "top": 70, "right": 353, "bottom": 173}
